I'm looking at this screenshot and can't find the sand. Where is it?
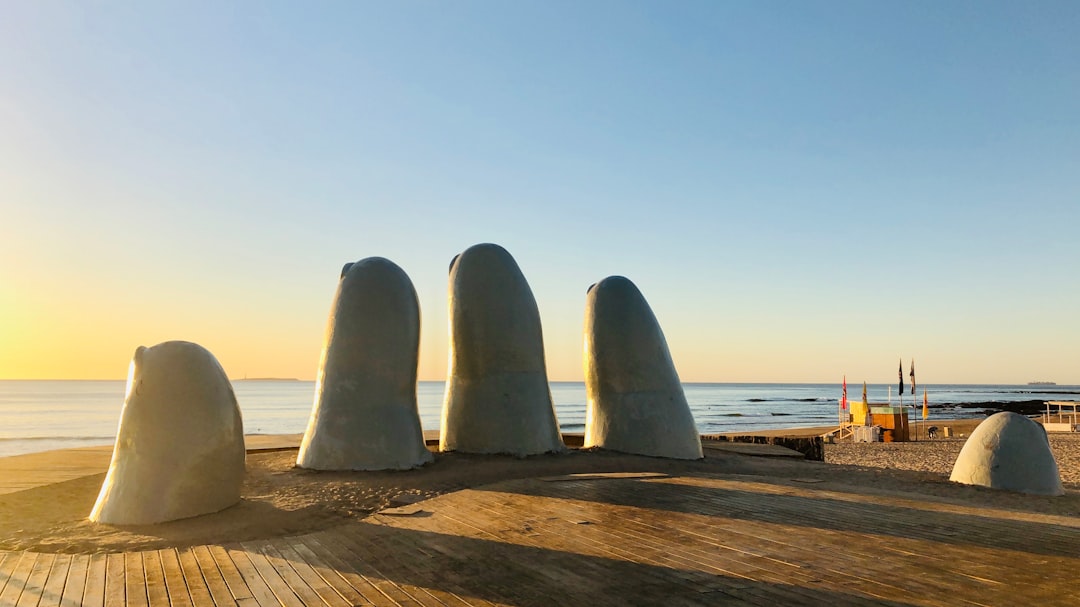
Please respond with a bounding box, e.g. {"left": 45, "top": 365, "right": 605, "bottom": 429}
{"left": 827, "top": 423, "right": 1080, "bottom": 485}
{"left": 2, "top": 419, "right": 1078, "bottom": 555}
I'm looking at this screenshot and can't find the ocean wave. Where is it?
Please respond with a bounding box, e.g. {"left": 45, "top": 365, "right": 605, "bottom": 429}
{"left": 0, "top": 435, "right": 114, "bottom": 443}
{"left": 745, "top": 397, "right": 832, "bottom": 404}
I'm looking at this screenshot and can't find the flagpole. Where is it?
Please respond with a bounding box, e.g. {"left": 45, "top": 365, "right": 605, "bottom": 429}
{"left": 910, "top": 359, "right": 917, "bottom": 442}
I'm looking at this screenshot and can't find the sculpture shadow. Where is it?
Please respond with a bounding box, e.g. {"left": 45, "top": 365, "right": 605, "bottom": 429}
{"left": 257, "top": 523, "right": 920, "bottom": 607}
{"left": 473, "top": 474, "right": 1080, "bottom": 559}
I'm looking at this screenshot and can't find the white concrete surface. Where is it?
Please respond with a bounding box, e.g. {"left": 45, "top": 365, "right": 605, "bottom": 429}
{"left": 440, "top": 243, "right": 564, "bottom": 455}
{"left": 583, "top": 276, "right": 702, "bottom": 460}
{"left": 90, "top": 341, "right": 246, "bottom": 524}
{"left": 297, "top": 258, "right": 433, "bottom": 470}
{"left": 950, "top": 411, "right": 1063, "bottom": 496}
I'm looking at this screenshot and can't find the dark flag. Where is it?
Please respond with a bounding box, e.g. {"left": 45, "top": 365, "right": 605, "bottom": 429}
{"left": 909, "top": 359, "right": 916, "bottom": 396}
{"left": 898, "top": 358, "right": 904, "bottom": 395}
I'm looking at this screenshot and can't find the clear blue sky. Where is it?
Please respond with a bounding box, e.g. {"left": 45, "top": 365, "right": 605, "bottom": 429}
{"left": 2, "top": 1, "right": 1078, "bottom": 384}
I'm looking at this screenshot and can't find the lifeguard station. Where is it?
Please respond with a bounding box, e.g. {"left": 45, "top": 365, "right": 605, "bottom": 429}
{"left": 1043, "top": 401, "right": 1080, "bottom": 432}
{"left": 839, "top": 397, "right": 911, "bottom": 442}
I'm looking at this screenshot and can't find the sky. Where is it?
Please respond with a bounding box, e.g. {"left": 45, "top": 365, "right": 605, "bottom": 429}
{"left": 1, "top": 1, "right": 1078, "bottom": 385}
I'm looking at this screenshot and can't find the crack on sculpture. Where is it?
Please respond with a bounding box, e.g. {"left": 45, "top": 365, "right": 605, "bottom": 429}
{"left": 297, "top": 257, "right": 433, "bottom": 471}
{"left": 90, "top": 341, "right": 246, "bottom": 525}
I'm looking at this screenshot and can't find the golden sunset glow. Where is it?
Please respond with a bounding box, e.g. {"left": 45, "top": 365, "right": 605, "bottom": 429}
{"left": 1, "top": 3, "right": 1077, "bottom": 386}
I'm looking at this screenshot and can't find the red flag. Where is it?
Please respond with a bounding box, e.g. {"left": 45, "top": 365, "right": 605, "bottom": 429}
{"left": 842, "top": 376, "right": 848, "bottom": 410}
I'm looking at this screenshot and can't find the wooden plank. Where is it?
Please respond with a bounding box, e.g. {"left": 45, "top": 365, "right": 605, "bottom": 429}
{"left": 361, "top": 520, "right": 541, "bottom": 607}
{"left": 0, "top": 553, "right": 17, "bottom": 598}
{"left": 397, "top": 477, "right": 1080, "bottom": 606}
{"left": 237, "top": 542, "right": 304, "bottom": 607}
{"left": 430, "top": 495, "right": 624, "bottom": 601}
{"left": 103, "top": 553, "right": 125, "bottom": 607}
{"left": 37, "top": 553, "right": 71, "bottom": 607}
{"left": 344, "top": 524, "right": 480, "bottom": 607}
{"left": 176, "top": 547, "right": 214, "bottom": 607}
{"left": 191, "top": 545, "right": 238, "bottom": 607}
{"left": 408, "top": 484, "right": 857, "bottom": 605}
{"left": 141, "top": 552, "right": 169, "bottom": 607}
{"left": 207, "top": 546, "right": 253, "bottom": 603}
{"left": 316, "top": 528, "right": 424, "bottom": 607}
{"left": 375, "top": 500, "right": 619, "bottom": 605}
{"left": 158, "top": 549, "right": 193, "bottom": 607}
{"left": 255, "top": 540, "right": 329, "bottom": 607}
{"left": 564, "top": 481, "right": 922, "bottom": 605}
{"left": 81, "top": 553, "right": 106, "bottom": 607}
{"left": 15, "top": 552, "right": 54, "bottom": 607}
{"left": 509, "top": 489, "right": 824, "bottom": 600}
{"left": 526, "top": 479, "right": 872, "bottom": 602}
{"left": 124, "top": 552, "right": 148, "bottom": 607}
{"left": 0, "top": 552, "right": 38, "bottom": 606}
{"left": 223, "top": 546, "right": 284, "bottom": 607}
{"left": 294, "top": 534, "right": 401, "bottom": 607}
{"left": 265, "top": 539, "right": 350, "bottom": 607}
{"left": 287, "top": 540, "right": 377, "bottom": 607}
{"left": 59, "top": 554, "right": 89, "bottom": 607}
{"left": 656, "top": 480, "right": 1008, "bottom": 600}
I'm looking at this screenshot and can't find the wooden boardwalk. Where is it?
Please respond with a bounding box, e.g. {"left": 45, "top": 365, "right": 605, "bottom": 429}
{"left": 2, "top": 472, "right": 1079, "bottom": 606}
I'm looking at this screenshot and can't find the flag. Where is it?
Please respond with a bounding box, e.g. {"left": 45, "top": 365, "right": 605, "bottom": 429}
{"left": 862, "top": 381, "right": 871, "bottom": 426}
{"left": 898, "top": 359, "right": 904, "bottom": 395}
{"left": 922, "top": 388, "right": 929, "bottom": 420}
{"left": 841, "top": 376, "right": 848, "bottom": 410}
{"left": 909, "top": 359, "right": 916, "bottom": 396}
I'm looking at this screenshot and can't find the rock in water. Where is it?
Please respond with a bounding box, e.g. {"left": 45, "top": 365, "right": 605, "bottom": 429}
{"left": 297, "top": 258, "right": 433, "bottom": 470}
{"left": 583, "top": 276, "right": 702, "bottom": 459}
{"left": 949, "top": 411, "right": 1063, "bottom": 496}
{"left": 441, "top": 243, "right": 564, "bottom": 455}
{"left": 90, "top": 341, "right": 245, "bottom": 524}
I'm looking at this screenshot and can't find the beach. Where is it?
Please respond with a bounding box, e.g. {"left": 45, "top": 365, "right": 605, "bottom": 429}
{"left": 2, "top": 417, "right": 1077, "bottom": 556}
{"left": 3, "top": 420, "right": 1080, "bottom": 605}
{"left": 827, "top": 420, "right": 1080, "bottom": 485}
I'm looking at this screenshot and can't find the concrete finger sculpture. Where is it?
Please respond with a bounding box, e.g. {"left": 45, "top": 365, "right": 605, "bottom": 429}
{"left": 949, "top": 411, "right": 1063, "bottom": 495}
{"left": 90, "top": 341, "right": 245, "bottom": 525}
{"left": 441, "top": 243, "right": 564, "bottom": 455}
{"left": 584, "top": 276, "right": 702, "bottom": 459}
{"left": 297, "top": 257, "right": 433, "bottom": 470}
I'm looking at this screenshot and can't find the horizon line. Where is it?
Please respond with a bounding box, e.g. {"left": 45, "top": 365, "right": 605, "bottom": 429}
{"left": 0, "top": 378, "right": 1075, "bottom": 387}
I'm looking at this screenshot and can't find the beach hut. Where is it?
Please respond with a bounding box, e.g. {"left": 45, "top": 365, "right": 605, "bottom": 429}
{"left": 868, "top": 406, "right": 910, "bottom": 442}
{"left": 840, "top": 381, "right": 911, "bottom": 442}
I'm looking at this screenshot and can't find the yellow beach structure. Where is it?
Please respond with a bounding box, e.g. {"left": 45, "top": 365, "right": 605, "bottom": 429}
{"left": 840, "top": 383, "right": 911, "bottom": 442}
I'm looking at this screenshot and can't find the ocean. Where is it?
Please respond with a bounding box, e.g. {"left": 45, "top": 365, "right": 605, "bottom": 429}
{"left": 1, "top": 380, "right": 1077, "bottom": 458}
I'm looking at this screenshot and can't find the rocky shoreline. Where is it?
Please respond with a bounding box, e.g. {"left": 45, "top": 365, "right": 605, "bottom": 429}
{"left": 934, "top": 399, "right": 1059, "bottom": 416}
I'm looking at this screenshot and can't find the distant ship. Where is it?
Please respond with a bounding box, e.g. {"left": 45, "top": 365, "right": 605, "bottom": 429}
{"left": 1028, "top": 381, "right": 1057, "bottom": 386}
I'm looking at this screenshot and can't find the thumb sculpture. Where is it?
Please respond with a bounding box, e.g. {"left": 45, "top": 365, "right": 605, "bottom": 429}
{"left": 583, "top": 276, "right": 702, "bottom": 460}
{"left": 950, "top": 411, "right": 1063, "bottom": 496}
{"left": 297, "top": 257, "right": 433, "bottom": 471}
{"left": 90, "top": 341, "right": 246, "bottom": 525}
{"left": 441, "top": 243, "right": 564, "bottom": 455}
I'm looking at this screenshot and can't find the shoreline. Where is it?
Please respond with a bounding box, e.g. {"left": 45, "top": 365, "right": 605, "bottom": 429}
{"left": 2, "top": 416, "right": 1078, "bottom": 555}
{"left": 0, "top": 416, "right": 1029, "bottom": 463}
